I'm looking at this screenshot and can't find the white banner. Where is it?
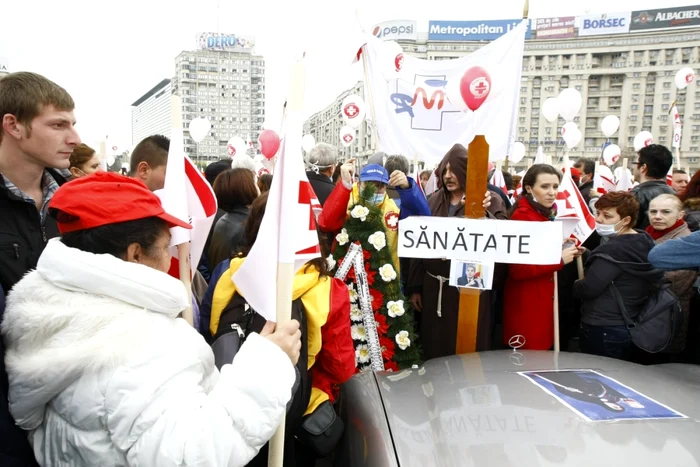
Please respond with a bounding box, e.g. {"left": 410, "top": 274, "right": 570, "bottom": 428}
{"left": 556, "top": 170, "right": 595, "bottom": 246}
{"left": 363, "top": 22, "right": 527, "bottom": 165}
{"left": 398, "top": 216, "right": 562, "bottom": 265}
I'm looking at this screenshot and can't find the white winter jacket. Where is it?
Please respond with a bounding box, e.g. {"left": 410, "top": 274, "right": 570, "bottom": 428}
{"left": 2, "top": 239, "right": 296, "bottom": 466}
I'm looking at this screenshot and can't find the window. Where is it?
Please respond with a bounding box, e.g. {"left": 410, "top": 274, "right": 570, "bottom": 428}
{"left": 520, "top": 86, "right": 528, "bottom": 92}
{"left": 663, "top": 82, "right": 672, "bottom": 88}
{"left": 659, "top": 136, "right": 667, "bottom": 143}
{"left": 519, "top": 117, "right": 526, "bottom": 123}
{"left": 629, "top": 126, "right": 638, "bottom": 134}
{"left": 630, "top": 115, "right": 638, "bottom": 121}
{"left": 633, "top": 83, "right": 641, "bottom": 90}
{"left": 575, "top": 85, "right": 583, "bottom": 91}
{"left": 660, "top": 115, "right": 669, "bottom": 121}
{"left": 660, "top": 126, "right": 668, "bottom": 133}
{"left": 631, "top": 105, "right": 639, "bottom": 111}
{"left": 663, "top": 93, "right": 671, "bottom": 100}
{"left": 645, "top": 105, "right": 654, "bottom": 113}
{"left": 633, "top": 72, "right": 641, "bottom": 78}
{"left": 520, "top": 97, "right": 527, "bottom": 104}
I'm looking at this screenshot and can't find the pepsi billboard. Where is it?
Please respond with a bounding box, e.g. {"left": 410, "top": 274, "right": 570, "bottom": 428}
{"left": 196, "top": 33, "right": 255, "bottom": 51}
{"left": 372, "top": 20, "right": 417, "bottom": 41}
{"left": 577, "top": 12, "right": 631, "bottom": 36}
{"left": 428, "top": 20, "right": 531, "bottom": 41}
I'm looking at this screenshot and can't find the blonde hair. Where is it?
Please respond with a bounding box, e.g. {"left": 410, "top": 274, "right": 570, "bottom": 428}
{"left": 650, "top": 193, "right": 683, "bottom": 212}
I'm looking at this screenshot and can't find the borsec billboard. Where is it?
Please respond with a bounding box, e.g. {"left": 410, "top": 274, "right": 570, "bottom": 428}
{"left": 577, "top": 12, "right": 631, "bottom": 36}
{"left": 196, "top": 33, "right": 255, "bottom": 51}
{"left": 630, "top": 5, "right": 700, "bottom": 31}
{"left": 428, "top": 19, "right": 531, "bottom": 41}
{"left": 372, "top": 20, "right": 417, "bottom": 41}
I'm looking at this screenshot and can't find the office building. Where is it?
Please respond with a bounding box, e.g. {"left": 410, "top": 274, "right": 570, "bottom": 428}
{"left": 305, "top": 8, "right": 700, "bottom": 172}
{"left": 131, "top": 79, "right": 172, "bottom": 147}
{"left": 172, "top": 33, "right": 265, "bottom": 161}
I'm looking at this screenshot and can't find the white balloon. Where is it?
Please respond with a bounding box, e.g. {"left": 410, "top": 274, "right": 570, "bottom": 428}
{"left": 510, "top": 142, "right": 526, "bottom": 163}
{"left": 633, "top": 131, "right": 654, "bottom": 152}
{"left": 340, "top": 126, "right": 356, "bottom": 148}
{"left": 188, "top": 117, "right": 211, "bottom": 143}
{"left": 597, "top": 165, "right": 614, "bottom": 181}
{"left": 106, "top": 155, "right": 115, "bottom": 166}
{"left": 602, "top": 144, "right": 621, "bottom": 166}
{"left": 561, "top": 122, "right": 578, "bottom": 136}
{"left": 379, "top": 41, "right": 404, "bottom": 81}
{"left": 301, "top": 134, "right": 316, "bottom": 153}
{"left": 542, "top": 98, "right": 560, "bottom": 123}
{"left": 601, "top": 115, "right": 620, "bottom": 138}
{"left": 341, "top": 94, "right": 366, "bottom": 129}
{"left": 675, "top": 67, "right": 695, "bottom": 90}
{"left": 563, "top": 128, "right": 582, "bottom": 149}
{"left": 226, "top": 136, "right": 246, "bottom": 158}
{"left": 614, "top": 166, "right": 632, "bottom": 182}
{"left": 557, "top": 88, "right": 582, "bottom": 122}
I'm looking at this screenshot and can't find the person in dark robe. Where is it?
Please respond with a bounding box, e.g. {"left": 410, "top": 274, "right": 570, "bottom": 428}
{"left": 407, "top": 144, "right": 508, "bottom": 360}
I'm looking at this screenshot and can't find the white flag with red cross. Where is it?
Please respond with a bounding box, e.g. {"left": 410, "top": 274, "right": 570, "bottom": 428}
{"left": 672, "top": 105, "right": 682, "bottom": 149}
{"left": 555, "top": 170, "right": 595, "bottom": 246}
{"left": 157, "top": 126, "right": 218, "bottom": 279}
{"left": 232, "top": 107, "right": 321, "bottom": 322}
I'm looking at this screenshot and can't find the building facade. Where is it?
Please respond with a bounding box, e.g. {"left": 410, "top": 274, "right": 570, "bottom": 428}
{"left": 305, "top": 10, "right": 700, "bottom": 172}
{"left": 131, "top": 79, "right": 172, "bottom": 147}
{"left": 172, "top": 34, "right": 265, "bottom": 162}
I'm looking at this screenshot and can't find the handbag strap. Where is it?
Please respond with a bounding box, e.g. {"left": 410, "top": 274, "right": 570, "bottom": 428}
{"left": 609, "top": 282, "right": 637, "bottom": 329}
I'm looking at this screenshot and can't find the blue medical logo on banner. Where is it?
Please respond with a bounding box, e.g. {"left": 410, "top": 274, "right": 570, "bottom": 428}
{"left": 428, "top": 20, "right": 532, "bottom": 41}
{"left": 519, "top": 369, "right": 686, "bottom": 422}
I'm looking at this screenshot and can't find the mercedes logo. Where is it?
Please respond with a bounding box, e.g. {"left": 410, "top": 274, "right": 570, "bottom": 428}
{"left": 508, "top": 334, "right": 526, "bottom": 350}
{"left": 509, "top": 352, "right": 525, "bottom": 366}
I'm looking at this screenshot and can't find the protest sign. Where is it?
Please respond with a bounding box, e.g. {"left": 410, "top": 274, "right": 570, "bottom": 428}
{"left": 398, "top": 216, "right": 562, "bottom": 265}
{"left": 519, "top": 369, "right": 687, "bottom": 422}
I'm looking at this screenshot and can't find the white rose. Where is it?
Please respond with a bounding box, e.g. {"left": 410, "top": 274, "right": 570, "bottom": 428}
{"left": 350, "top": 304, "right": 363, "bottom": 322}
{"left": 355, "top": 344, "right": 370, "bottom": 364}
{"left": 368, "top": 231, "right": 386, "bottom": 251}
{"left": 379, "top": 264, "right": 397, "bottom": 282}
{"left": 395, "top": 330, "right": 411, "bottom": 350}
{"left": 350, "top": 205, "right": 370, "bottom": 222}
{"left": 326, "top": 254, "right": 336, "bottom": 270}
{"left": 387, "top": 300, "right": 405, "bottom": 318}
{"left": 351, "top": 324, "right": 368, "bottom": 341}
{"left": 336, "top": 228, "right": 349, "bottom": 245}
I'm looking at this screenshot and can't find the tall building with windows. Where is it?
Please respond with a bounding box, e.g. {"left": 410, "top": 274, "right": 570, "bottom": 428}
{"left": 131, "top": 79, "right": 172, "bottom": 146}
{"left": 172, "top": 33, "right": 265, "bottom": 162}
{"left": 305, "top": 9, "right": 700, "bottom": 172}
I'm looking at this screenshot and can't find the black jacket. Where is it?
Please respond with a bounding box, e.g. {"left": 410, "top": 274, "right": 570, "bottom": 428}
{"left": 306, "top": 171, "right": 335, "bottom": 207}
{"left": 631, "top": 180, "right": 675, "bottom": 230}
{"left": 208, "top": 206, "right": 249, "bottom": 269}
{"left": 0, "top": 170, "right": 65, "bottom": 295}
{"left": 574, "top": 231, "right": 664, "bottom": 326}
{"left": 579, "top": 180, "right": 594, "bottom": 205}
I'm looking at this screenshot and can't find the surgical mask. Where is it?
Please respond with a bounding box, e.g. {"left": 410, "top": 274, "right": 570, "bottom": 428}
{"left": 595, "top": 220, "right": 622, "bottom": 237}
{"left": 368, "top": 193, "right": 385, "bottom": 206}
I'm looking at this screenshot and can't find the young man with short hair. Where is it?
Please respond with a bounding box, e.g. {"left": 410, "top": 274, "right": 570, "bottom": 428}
{"left": 130, "top": 134, "right": 169, "bottom": 192}
{"left": 573, "top": 157, "right": 595, "bottom": 204}
{"left": 631, "top": 144, "right": 675, "bottom": 229}
{"left": 0, "top": 71, "right": 77, "bottom": 466}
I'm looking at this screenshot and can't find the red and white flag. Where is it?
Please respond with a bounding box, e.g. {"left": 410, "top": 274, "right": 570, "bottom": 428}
{"left": 157, "top": 123, "right": 218, "bottom": 279}
{"left": 232, "top": 105, "right": 321, "bottom": 322}
{"left": 672, "top": 105, "right": 682, "bottom": 149}
{"left": 556, "top": 169, "right": 595, "bottom": 246}
{"left": 615, "top": 167, "right": 634, "bottom": 192}
{"left": 489, "top": 168, "right": 508, "bottom": 196}
{"left": 593, "top": 165, "right": 616, "bottom": 195}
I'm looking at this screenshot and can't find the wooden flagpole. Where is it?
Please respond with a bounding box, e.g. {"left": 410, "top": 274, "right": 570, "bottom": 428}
{"left": 456, "top": 135, "right": 489, "bottom": 354}
{"left": 171, "top": 95, "right": 194, "bottom": 327}
{"left": 268, "top": 60, "right": 307, "bottom": 467}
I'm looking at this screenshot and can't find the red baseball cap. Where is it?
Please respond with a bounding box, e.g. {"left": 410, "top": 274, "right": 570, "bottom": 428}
{"left": 49, "top": 172, "right": 192, "bottom": 234}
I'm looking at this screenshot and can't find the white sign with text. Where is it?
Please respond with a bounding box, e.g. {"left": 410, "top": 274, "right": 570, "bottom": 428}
{"left": 399, "top": 216, "right": 562, "bottom": 265}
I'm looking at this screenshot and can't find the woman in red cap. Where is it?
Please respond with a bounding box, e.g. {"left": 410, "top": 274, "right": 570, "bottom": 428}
{"left": 1, "top": 172, "right": 302, "bottom": 467}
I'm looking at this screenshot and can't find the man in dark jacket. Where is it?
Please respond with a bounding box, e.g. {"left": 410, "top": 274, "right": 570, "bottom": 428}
{"left": 305, "top": 142, "right": 338, "bottom": 207}
{"left": 574, "top": 158, "right": 595, "bottom": 205}
{"left": 0, "top": 72, "right": 75, "bottom": 466}
{"left": 631, "top": 144, "right": 675, "bottom": 230}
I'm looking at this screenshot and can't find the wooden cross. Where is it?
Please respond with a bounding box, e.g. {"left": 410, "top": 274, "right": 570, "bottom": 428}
{"left": 456, "top": 135, "right": 490, "bottom": 354}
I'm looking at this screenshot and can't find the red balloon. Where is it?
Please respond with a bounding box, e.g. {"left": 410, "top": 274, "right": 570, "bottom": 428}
{"left": 459, "top": 66, "right": 492, "bottom": 111}
{"left": 258, "top": 129, "right": 280, "bottom": 160}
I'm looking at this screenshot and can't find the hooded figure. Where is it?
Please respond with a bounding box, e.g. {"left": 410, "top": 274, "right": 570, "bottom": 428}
{"left": 407, "top": 144, "right": 507, "bottom": 360}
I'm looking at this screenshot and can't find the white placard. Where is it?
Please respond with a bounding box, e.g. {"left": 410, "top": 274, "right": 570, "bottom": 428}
{"left": 398, "top": 216, "right": 562, "bottom": 265}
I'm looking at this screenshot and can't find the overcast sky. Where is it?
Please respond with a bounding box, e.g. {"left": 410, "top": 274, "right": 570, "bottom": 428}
{"left": 1, "top": 0, "right": 696, "bottom": 151}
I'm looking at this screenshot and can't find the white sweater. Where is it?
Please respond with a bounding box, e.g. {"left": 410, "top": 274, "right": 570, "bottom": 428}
{"left": 2, "top": 239, "right": 295, "bottom": 466}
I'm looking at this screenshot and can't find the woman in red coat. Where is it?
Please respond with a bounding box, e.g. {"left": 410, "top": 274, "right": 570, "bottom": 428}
{"left": 503, "top": 164, "right": 582, "bottom": 350}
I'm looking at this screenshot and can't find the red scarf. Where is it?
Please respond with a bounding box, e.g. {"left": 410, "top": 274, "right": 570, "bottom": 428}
{"left": 645, "top": 219, "right": 686, "bottom": 240}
